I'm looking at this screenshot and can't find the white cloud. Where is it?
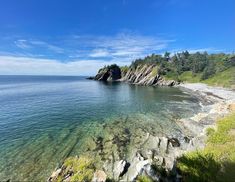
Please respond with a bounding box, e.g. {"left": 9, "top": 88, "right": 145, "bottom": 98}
{"left": 89, "top": 49, "right": 110, "bottom": 57}
{"left": 30, "top": 40, "right": 64, "bottom": 53}
{"left": 2, "top": 32, "right": 175, "bottom": 75}
{"left": 14, "top": 39, "right": 64, "bottom": 54}
{"left": 69, "top": 33, "right": 174, "bottom": 60}
{"left": 0, "top": 55, "right": 130, "bottom": 76}
{"left": 14, "top": 40, "right": 31, "bottom": 49}
{"left": 12, "top": 33, "right": 172, "bottom": 61}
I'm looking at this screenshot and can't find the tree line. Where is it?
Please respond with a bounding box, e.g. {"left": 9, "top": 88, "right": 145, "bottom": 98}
{"left": 130, "top": 51, "right": 235, "bottom": 81}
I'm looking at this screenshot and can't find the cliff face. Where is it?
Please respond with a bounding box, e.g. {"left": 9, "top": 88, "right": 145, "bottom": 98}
{"left": 120, "top": 64, "right": 177, "bottom": 86}
{"left": 93, "top": 64, "right": 121, "bottom": 81}
{"left": 92, "top": 64, "right": 178, "bottom": 86}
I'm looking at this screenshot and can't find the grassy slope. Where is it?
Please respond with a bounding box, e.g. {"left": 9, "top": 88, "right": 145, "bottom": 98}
{"left": 202, "top": 67, "right": 235, "bottom": 88}
{"left": 165, "top": 67, "right": 235, "bottom": 88}
{"left": 177, "top": 112, "right": 235, "bottom": 182}
{"left": 178, "top": 71, "right": 201, "bottom": 83}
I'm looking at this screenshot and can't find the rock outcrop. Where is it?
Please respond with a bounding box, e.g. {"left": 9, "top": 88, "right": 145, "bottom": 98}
{"left": 91, "top": 63, "right": 179, "bottom": 86}
{"left": 93, "top": 64, "right": 121, "bottom": 81}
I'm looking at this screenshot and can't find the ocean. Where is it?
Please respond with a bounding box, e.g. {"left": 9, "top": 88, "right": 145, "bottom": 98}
{"left": 0, "top": 75, "right": 201, "bottom": 181}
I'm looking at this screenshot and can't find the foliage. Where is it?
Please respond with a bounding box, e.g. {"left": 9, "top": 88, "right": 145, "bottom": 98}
{"left": 202, "top": 67, "right": 235, "bottom": 88}
{"left": 177, "top": 112, "right": 235, "bottom": 182}
{"left": 178, "top": 71, "right": 201, "bottom": 83}
{"left": 136, "top": 175, "right": 154, "bottom": 182}
{"left": 131, "top": 54, "right": 164, "bottom": 69}
{"left": 98, "top": 64, "right": 120, "bottom": 73}
{"left": 207, "top": 112, "right": 235, "bottom": 144}
{"left": 128, "top": 51, "right": 234, "bottom": 87}
{"left": 106, "top": 64, "right": 120, "bottom": 70}
{"left": 62, "top": 156, "right": 95, "bottom": 182}
{"left": 201, "top": 61, "right": 216, "bottom": 80}
{"left": 151, "top": 66, "right": 159, "bottom": 77}
{"left": 177, "top": 151, "right": 221, "bottom": 182}
{"left": 120, "top": 65, "right": 129, "bottom": 76}
{"left": 206, "top": 127, "right": 215, "bottom": 136}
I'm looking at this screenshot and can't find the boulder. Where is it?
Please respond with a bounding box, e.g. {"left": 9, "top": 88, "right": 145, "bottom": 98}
{"left": 113, "top": 160, "right": 127, "bottom": 180}
{"left": 122, "top": 153, "right": 150, "bottom": 181}
{"left": 92, "top": 170, "right": 107, "bottom": 182}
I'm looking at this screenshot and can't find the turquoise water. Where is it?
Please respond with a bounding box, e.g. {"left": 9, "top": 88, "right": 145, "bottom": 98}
{"left": 0, "top": 76, "right": 201, "bottom": 181}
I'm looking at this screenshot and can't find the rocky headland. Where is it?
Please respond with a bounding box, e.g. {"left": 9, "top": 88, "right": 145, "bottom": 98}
{"left": 88, "top": 64, "right": 178, "bottom": 86}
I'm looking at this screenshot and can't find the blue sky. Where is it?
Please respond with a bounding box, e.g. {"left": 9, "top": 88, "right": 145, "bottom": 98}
{"left": 0, "top": 0, "right": 234, "bottom": 75}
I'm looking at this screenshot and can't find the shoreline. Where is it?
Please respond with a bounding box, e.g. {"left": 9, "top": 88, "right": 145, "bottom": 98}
{"left": 49, "top": 83, "right": 235, "bottom": 182}
{"left": 177, "top": 83, "right": 235, "bottom": 147}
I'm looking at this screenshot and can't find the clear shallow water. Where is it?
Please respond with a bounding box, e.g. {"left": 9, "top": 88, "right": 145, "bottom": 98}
{"left": 0, "top": 76, "right": 201, "bottom": 181}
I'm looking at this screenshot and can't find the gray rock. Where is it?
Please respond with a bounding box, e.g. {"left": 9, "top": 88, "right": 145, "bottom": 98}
{"left": 113, "top": 160, "right": 127, "bottom": 180}
{"left": 122, "top": 153, "right": 150, "bottom": 181}
{"left": 153, "top": 155, "right": 164, "bottom": 166}
{"left": 159, "top": 137, "right": 168, "bottom": 153}
{"left": 96, "top": 63, "right": 178, "bottom": 86}
{"left": 169, "top": 138, "right": 180, "bottom": 147}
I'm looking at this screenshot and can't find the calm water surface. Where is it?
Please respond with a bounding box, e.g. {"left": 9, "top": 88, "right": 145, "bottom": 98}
{"left": 0, "top": 76, "right": 201, "bottom": 181}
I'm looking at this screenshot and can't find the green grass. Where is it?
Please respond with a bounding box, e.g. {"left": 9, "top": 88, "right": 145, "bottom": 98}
{"left": 136, "top": 175, "right": 154, "bottom": 182}
{"left": 202, "top": 67, "right": 235, "bottom": 88}
{"left": 54, "top": 156, "right": 95, "bottom": 182}
{"left": 170, "top": 67, "right": 235, "bottom": 88}
{"left": 151, "top": 66, "right": 159, "bottom": 77}
{"left": 178, "top": 71, "right": 202, "bottom": 83}
{"left": 164, "top": 71, "right": 179, "bottom": 81}
{"left": 177, "top": 112, "right": 235, "bottom": 182}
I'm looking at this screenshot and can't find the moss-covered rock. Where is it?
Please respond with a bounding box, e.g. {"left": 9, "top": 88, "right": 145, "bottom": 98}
{"left": 48, "top": 155, "right": 95, "bottom": 182}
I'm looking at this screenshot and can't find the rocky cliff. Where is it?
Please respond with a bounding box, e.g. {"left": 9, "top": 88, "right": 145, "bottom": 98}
{"left": 88, "top": 64, "right": 121, "bottom": 81}
{"left": 91, "top": 64, "right": 178, "bottom": 86}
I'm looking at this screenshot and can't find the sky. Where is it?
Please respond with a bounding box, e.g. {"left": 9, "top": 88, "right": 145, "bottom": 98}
{"left": 0, "top": 0, "right": 234, "bottom": 75}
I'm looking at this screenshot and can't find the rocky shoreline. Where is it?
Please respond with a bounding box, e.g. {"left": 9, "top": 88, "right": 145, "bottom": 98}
{"left": 48, "top": 82, "right": 235, "bottom": 182}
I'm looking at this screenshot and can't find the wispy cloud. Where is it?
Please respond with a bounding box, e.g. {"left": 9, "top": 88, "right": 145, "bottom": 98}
{"left": 11, "top": 32, "right": 173, "bottom": 61}
{"left": 0, "top": 55, "right": 130, "bottom": 76}
{"left": 89, "top": 49, "right": 110, "bottom": 58}
{"left": 2, "top": 32, "right": 227, "bottom": 76}
{"left": 69, "top": 33, "right": 174, "bottom": 60}
{"left": 14, "top": 40, "right": 32, "bottom": 49}
{"left": 14, "top": 39, "right": 64, "bottom": 54}
{"left": 29, "top": 40, "right": 64, "bottom": 53}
